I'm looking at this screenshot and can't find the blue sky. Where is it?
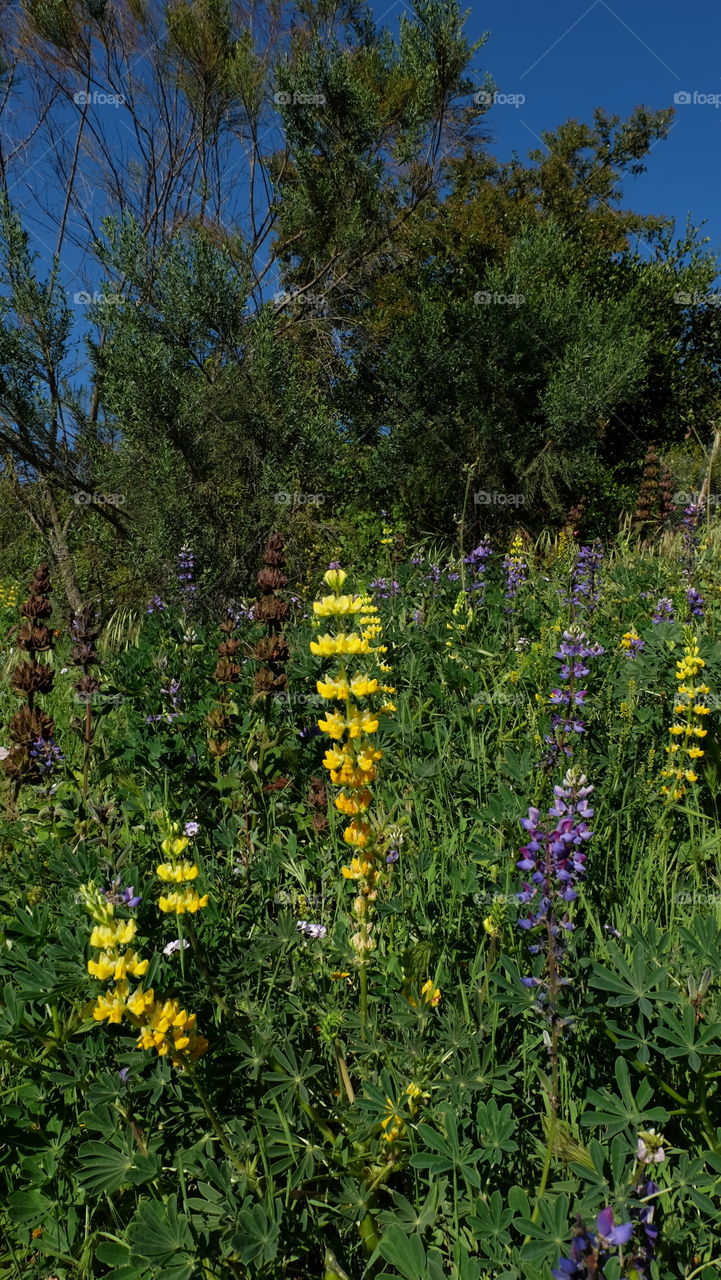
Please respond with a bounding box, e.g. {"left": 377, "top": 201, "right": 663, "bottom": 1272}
{"left": 380, "top": 0, "right": 721, "bottom": 259}
{"left": 7, "top": 0, "right": 719, "bottom": 303}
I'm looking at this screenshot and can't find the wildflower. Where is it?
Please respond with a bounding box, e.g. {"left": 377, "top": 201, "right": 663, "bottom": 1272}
{"left": 686, "top": 585, "right": 704, "bottom": 620}
{"left": 297, "top": 921, "right": 327, "bottom": 939}
{"left": 636, "top": 1128, "right": 666, "bottom": 1165}
{"left": 552, "top": 1207, "right": 634, "bottom": 1279}
{"left": 163, "top": 938, "right": 191, "bottom": 956}
{"left": 381, "top": 1098, "right": 405, "bottom": 1140}
{"left": 660, "top": 634, "right": 711, "bottom": 801}
{"left": 620, "top": 629, "right": 645, "bottom": 656}
{"left": 156, "top": 861, "right": 200, "bottom": 883}
{"left": 178, "top": 545, "right": 196, "bottom": 598}
{"left": 566, "top": 540, "right": 603, "bottom": 614}
{"left": 502, "top": 534, "right": 527, "bottom": 610}
{"left": 464, "top": 539, "right": 493, "bottom": 595}
{"left": 2, "top": 564, "right": 58, "bottom": 787}
{"left": 102, "top": 881, "right": 141, "bottom": 909}
{"left": 651, "top": 596, "right": 674, "bottom": 624}
{"left": 542, "top": 626, "right": 604, "bottom": 771}
{"left": 184, "top": 820, "right": 200, "bottom": 837}
{"left": 158, "top": 887, "right": 209, "bottom": 914}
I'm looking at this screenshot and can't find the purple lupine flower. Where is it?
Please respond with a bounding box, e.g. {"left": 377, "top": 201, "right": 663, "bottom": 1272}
{"left": 386, "top": 847, "right": 400, "bottom": 864}
{"left": 297, "top": 921, "right": 327, "bottom": 939}
{"left": 686, "top": 585, "right": 704, "bottom": 620}
{"left": 651, "top": 596, "right": 674, "bottom": 624}
{"left": 28, "top": 737, "right": 64, "bottom": 776}
{"left": 464, "top": 539, "right": 493, "bottom": 596}
{"left": 516, "top": 771, "right": 594, "bottom": 987}
{"left": 552, "top": 1207, "right": 634, "bottom": 1280}
{"left": 184, "top": 820, "right": 200, "bottom": 837}
{"left": 102, "top": 879, "right": 141, "bottom": 909}
{"left": 410, "top": 555, "right": 423, "bottom": 566}
{"left": 328, "top": 560, "right": 341, "bottom": 570}
{"left": 566, "top": 540, "right": 603, "bottom": 614}
{"left": 178, "top": 545, "right": 196, "bottom": 597}
{"left": 628, "top": 1178, "right": 660, "bottom": 1275}
{"left": 412, "top": 608, "right": 423, "bottom": 624}
{"left": 596, "top": 1208, "right": 634, "bottom": 1248}
{"left": 542, "top": 627, "right": 604, "bottom": 771}
{"left": 147, "top": 595, "right": 167, "bottom": 613}
{"left": 426, "top": 564, "right": 441, "bottom": 586}
{"left": 118, "top": 1067, "right": 130, "bottom": 1084}
{"left": 161, "top": 678, "right": 182, "bottom": 711}
{"left": 369, "top": 578, "right": 400, "bottom": 599}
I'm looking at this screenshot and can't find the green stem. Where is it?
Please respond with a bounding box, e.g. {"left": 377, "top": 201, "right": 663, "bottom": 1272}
{"left": 360, "top": 963, "right": 368, "bottom": 1041}
{"left": 185, "top": 1061, "right": 248, "bottom": 1176}
{"left": 685, "top": 1260, "right": 721, "bottom": 1280}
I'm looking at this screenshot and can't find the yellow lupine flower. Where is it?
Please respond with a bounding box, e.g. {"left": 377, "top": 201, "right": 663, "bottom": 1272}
{"left": 126, "top": 986, "right": 156, "bottom": 1017}
{"left": 317, "top": 677, "right": 350, "bottom": 700}
{"left": 381, "top": 1098, "right": 405, "bottom": 1141}
{"left": 313, "top": 594, "right": 365, "bottom": 616}
{"left": 92, "top": 982, "right": 130, "bottom": 1024}
{"left": 335, "top": 789, "right": 372, "bottom": 815}
{"left": 341, "top": 856, "right": 374, "bottom": 880}
{"left": 310, "top": 632, "right": 370, "bottom": 656}
{"left": 158, "top": 888, "right": 209, "bottom": 914}
{"left": 323, "top": 568, "right": 347, "bottom": 592}
{"left": 317, "top": 711, "right": 346, "bottom": 739}
{"left": 343, "top": 819, "right": 371, "bottom": 848}
{"left": 88, "top": 949, "right": 149, "bottom": 981}
{"left": 89, "top": 919, "right": 137, "bottom": 950}
{"left": 160, "top": 836, "right": 190, "bottom": 858}
{"left": 421, "top": 980, "right": 441, "bottom": 1007}
{"left": 156, "top": 861, "right": 200, "bottom": 883}
{"left": 349, "top": 675, "right": 380, "bottom": 697}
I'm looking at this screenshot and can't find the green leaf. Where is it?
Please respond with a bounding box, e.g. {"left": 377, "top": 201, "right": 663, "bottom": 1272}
{"left": 127, "top": 1196, "right": 196, "bottom": 1279}
{"left": 77, "top": 1141, "right": 158, "bottom": 1195}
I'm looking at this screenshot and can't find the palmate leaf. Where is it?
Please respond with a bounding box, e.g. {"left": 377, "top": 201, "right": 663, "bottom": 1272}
{"left": 229, "top": 1203, "right": 281, "bottom": 1265}
{"left": 579, "top": 1057, "right": 669, "bottom": 1136}
{"left": 77, "top": 1141, "right": 159, "bottom": 1195}
{"left": 654, "top": 1004, "right": 721, "bottom": 1072}
{"left": 127, "top": 1196, "right": 196, "bottom": 1280}
{"left": 589, "top": 942, "right": 677, "bottom": 1016}
{"left": 376, "top": 1225, "right": 445, "bottom": 1280}
{"left": 513, "top": 1192, "right": 574, "bottom": 1266}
